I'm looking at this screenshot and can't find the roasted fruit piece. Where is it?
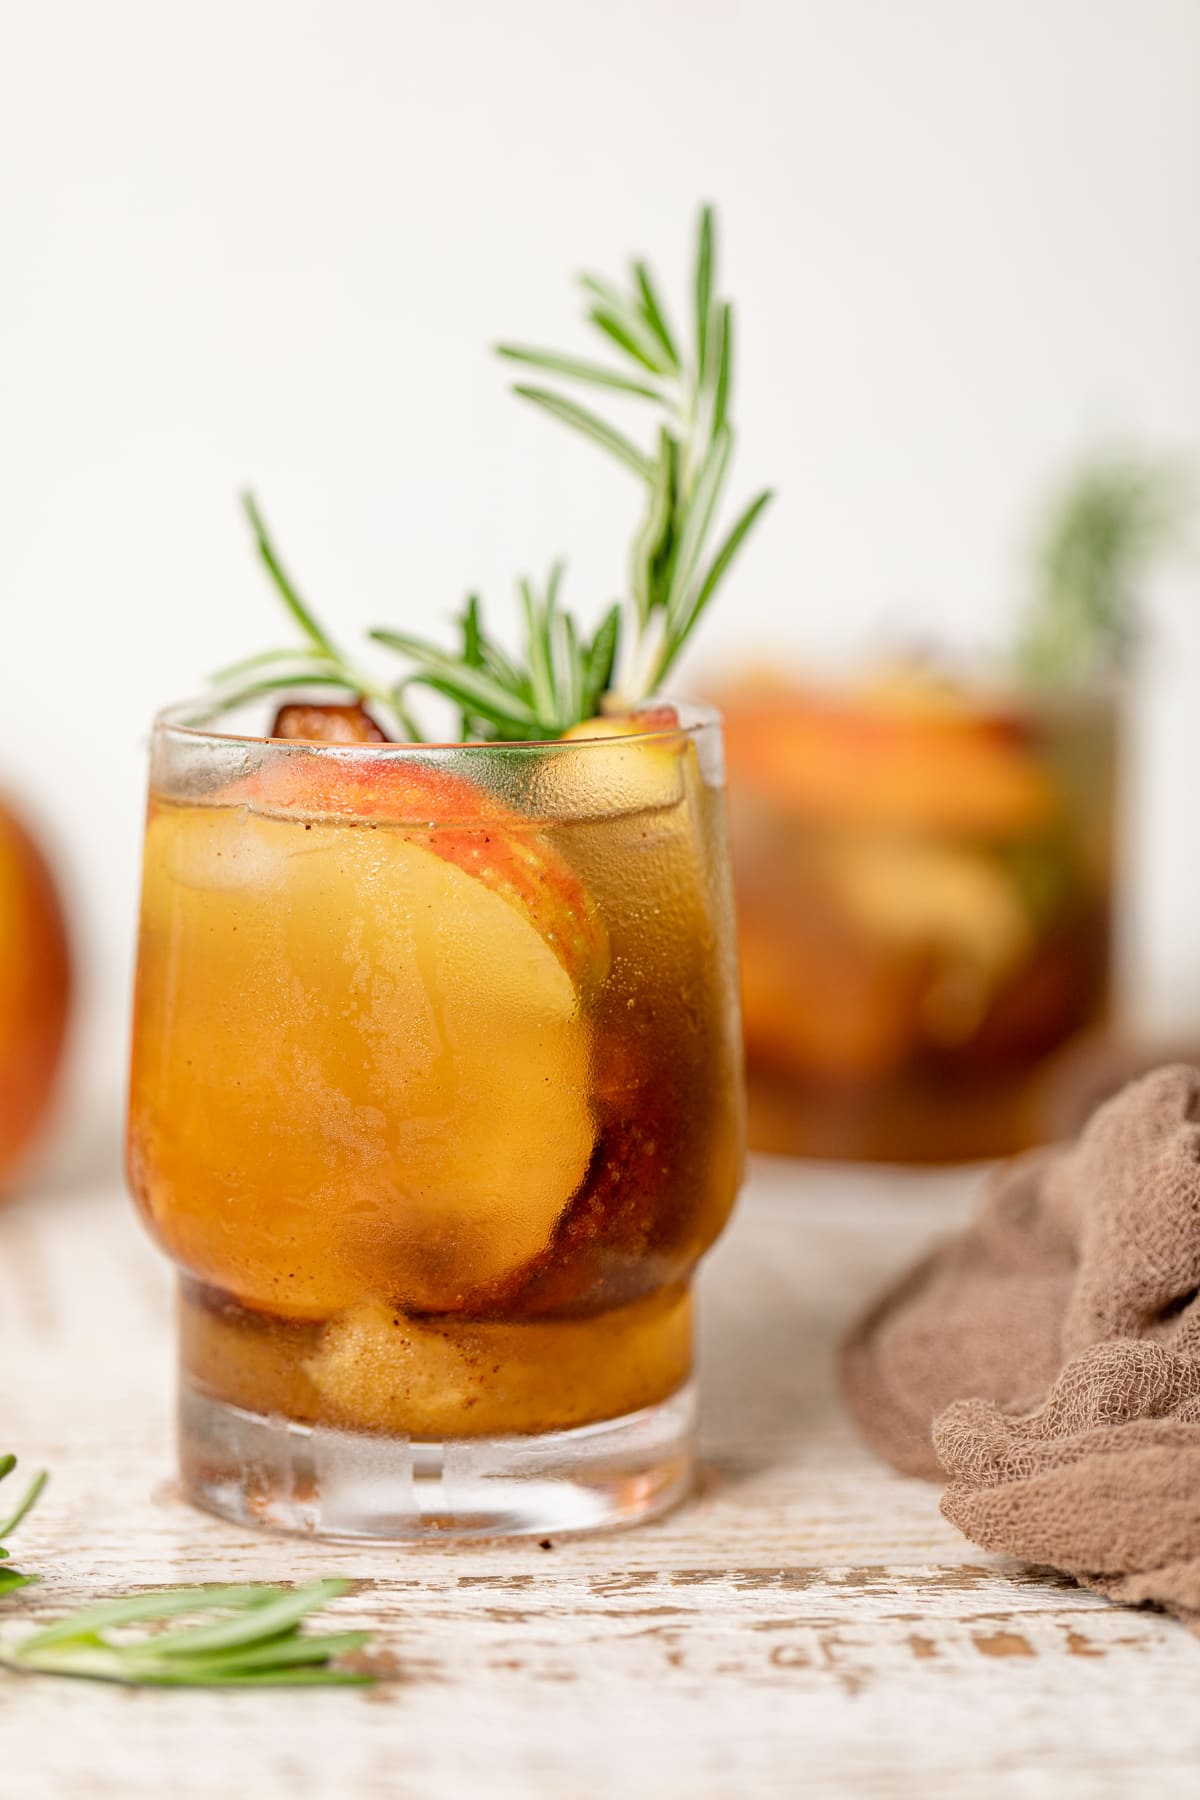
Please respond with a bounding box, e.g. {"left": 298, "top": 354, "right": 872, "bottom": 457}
{"left": 270, "top": 700, "right": 387, "bottom": 744}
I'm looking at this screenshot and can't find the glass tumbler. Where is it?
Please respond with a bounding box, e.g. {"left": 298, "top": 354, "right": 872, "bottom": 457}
{"left": 718, "top": 675, "right": 1117, "bottom": 1162}
{"left": 127, "top": 702, "right": 744, "bottom": 1538}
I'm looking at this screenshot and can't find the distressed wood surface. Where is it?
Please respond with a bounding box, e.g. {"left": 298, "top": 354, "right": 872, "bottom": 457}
{"left": 3, "top": 1153, "right": 1199, "bottom": 1798}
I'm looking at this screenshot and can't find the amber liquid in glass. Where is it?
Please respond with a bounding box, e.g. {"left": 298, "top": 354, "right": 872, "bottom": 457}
{"left": 128, "top": 730, "right": 742, "bottom": 1460}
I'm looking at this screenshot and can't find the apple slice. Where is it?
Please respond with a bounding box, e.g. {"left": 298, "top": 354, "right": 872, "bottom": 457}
{"left": 229, "top": 747, "right": 609, "bottom": 993}
{"left": 541, "top": 704, "right": 693, "bottom": 821}
{"left": 558, "top": 703, "right": 682, "bottom": 740}
{"left": 132, "top": 801, "right": 598, "bottom": 1317}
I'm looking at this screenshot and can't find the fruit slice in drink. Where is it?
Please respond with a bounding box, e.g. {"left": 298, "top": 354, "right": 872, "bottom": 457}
{"left": 129, "top": 762, "right": 600, "bottom": 1321}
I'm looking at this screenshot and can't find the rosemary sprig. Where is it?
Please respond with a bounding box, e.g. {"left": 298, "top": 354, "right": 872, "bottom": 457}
{"left": 216, "top": 205, "right": 772, "bottom": 741}
{"left": 0, "top": 1454, "right": 373, "bottom": 1688}
{"left": 217, "top": 498, "right": 616, "bottom": 742}
{"left": 371, "top": 568, "right": 621, "bottom": 742}
{"left": 209, "top": 495, "right": 423, "bottom": 740}
{"left": 1014, "top": 451, "right": 1190, "bottom": 685}
{"left": 0, "top": 1454, "right": 46, "bottom": 1599}
{"left": 498, "top": 202, "right": 773, "bottom": 699}
{"left": 0, "top": 1580, "right": 372, "bottom": 1688}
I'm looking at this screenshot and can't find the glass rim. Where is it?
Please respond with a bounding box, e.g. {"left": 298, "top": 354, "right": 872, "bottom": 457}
{"left": 152, "top": 694, "right": 722, "bottom": 756}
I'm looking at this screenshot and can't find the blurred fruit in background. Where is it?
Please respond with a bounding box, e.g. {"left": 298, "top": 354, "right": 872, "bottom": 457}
{"left": 0, "top": 796, "right": 70, "bottom": 1193}
{"left": 712, "top": 450, "right": 1189, "bottom": 1163}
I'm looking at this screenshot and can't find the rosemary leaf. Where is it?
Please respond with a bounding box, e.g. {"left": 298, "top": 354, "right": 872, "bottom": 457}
{"left": 654, "top": 486, "right": 775, "bottom": 688}
{"left": 0, "top": 1465, "right": 47, "bottom": 1546}
{"left": 210, "top": 646, "right": 324, "bottom": 685}
{"left": 455, "top": 597, "right": 487, "bottom": 735}
{"left": 205, "top": 670, "right": 365, "bottom": 717}
{"left": 633, "top": 260, "right": 681, "bottom": 371}
{"left": 521, "top": 577, "right": 557, "bottom": 725}
{"left": 510, "top": 386, "right": 653, "bottom": 481}
{"left": 0, "top": 1458, "right": 376, "bottom": 1688}
{"left": 694, "top": 204, "right": 715, "bottom": 387}
{"left": 550, "top": 608, "right": 580, "bottom": 727}
{"left": 664, "top": 425, "right": 734, "bottom": 630}
{"left": 477, "top": 634, "right": 527, "bottom": 694}
{"left": 630, "top": 428, "right": 680, "bottom": 630}
{"left": 2, "top": 1592, "right": 374, "bottom": 1688}
{"left": 124, "top": 1580, "right": 352, "bottom": 1658}
{"left": 712, "top": 301, "right": 733, "bottom": 435}
{"left": 372, "top": 632, "right": 540, "bottom": 730}
{"left": 583, "top": 604, "right": 621, "bottom": 714}
{"left": 17, "top": 1584, "right": 280, "bottom": 1648}
{"left": 241, "top": 492, "right": 339, "bottom": 660}
{"left": 586, "top": 307, "right": 670, "bottom": 377}
{"left": 5, "top": 1580, "right": 374, "bottom": 1691}
{"left": 496, "top": 344, "right": 661, "bottom": 399}
{"left": 462, "top": 595, "right": 484, "bottom": 668}
{"left": 578, "top": 274, "right": 664, "bottom": 358}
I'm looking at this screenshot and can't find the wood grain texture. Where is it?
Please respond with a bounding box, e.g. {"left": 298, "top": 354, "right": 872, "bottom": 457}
{"left": 3, "top": 1154, "right": 1199, "bottom": 1799}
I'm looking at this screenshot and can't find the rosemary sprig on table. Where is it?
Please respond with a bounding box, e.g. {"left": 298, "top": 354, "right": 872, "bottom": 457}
{"left": 0, "top": 1455, "right": 46, "bottom": 1599}
{"left": 1, "top": 1580, "right": 372, "bottom": 1688}
{"left": 213, "top": 205, "right": 772, "bottom": 740}
{"left": 0, "top": 1455, "right": 373, "bottom": 1688}
{"left": 1014, "top": 452, "right": 1190, "bottom": 685}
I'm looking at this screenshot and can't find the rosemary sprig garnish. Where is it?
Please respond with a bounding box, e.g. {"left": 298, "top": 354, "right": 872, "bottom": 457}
{"left": 213, "top": 205, "right": 772, "bottom": 740}
{"left": 371, "top": 568, "right": 622, "bottom": 741}
{"left": 1014, "top": 451, "right": 1190, "bottom": 686}
{"left": 210, "top": 495, "right": 423, "bottom": 741}
{"left": 497, "top": 202, "right": 773, "bottom": 700}
{"left": 0, "top": 1454, "right": 373, "bottom": 1687}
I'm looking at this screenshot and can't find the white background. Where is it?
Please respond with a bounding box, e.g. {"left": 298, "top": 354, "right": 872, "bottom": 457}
{"left": 2, "top": 0, "right": 1198, "bottom": 1150}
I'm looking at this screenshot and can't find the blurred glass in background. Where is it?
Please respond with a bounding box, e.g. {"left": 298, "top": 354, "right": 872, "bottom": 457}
{"left": 710, "top": 453, "right": 1187, "bottom": 1162}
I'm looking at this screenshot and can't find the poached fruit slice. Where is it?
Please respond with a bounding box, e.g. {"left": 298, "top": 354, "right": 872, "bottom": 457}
{"left": 539, "top": 704, "right": 692, "bottom": 822}
{"left": 303, "top": 1286, "right": 692, "bottom": 1437}
{"left": 132, "top": 748, "right": 605, "bottom": 1318}
{"left": 233, "top": 742, "right": 608, "bottom": 993}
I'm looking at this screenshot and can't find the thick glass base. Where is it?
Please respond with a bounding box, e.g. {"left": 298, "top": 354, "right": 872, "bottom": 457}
{"left": 178, "top": 1378, "right": 697, "bottom": 1541}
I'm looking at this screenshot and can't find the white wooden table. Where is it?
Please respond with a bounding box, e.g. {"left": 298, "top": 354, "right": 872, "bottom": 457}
{"left": 3, "top": 1152, "right": 1198, "bottom": 1799}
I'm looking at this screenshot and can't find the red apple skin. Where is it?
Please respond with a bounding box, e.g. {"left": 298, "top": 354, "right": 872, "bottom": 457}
{"left": 0, "top": 798, "right": 71, "bottom": 1194}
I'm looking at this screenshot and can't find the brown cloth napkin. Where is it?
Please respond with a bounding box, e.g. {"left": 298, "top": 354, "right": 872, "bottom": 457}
{"left": 841, "top": 1064, "right": 1200, "bottom": 1627}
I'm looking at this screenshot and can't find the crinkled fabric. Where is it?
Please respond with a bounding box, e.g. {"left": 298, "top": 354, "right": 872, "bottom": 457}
{"left": 841, "top": 1065, "right": 1200, "bottom": 1627}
